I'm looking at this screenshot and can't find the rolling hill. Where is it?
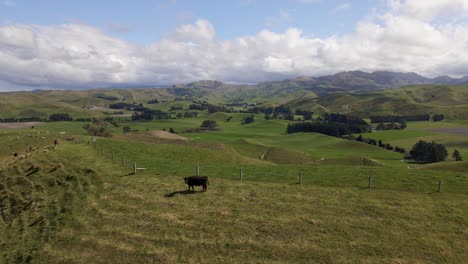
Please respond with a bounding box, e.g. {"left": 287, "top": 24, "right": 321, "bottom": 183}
{"left": 1, "top": 71, "right": 468, "bottom": 119}
{"left": 286, "top": 85, "right": 468, "bottom": 118}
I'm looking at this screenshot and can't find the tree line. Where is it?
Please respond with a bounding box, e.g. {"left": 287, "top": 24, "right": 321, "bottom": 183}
{"left": 355, "top": 135, "right": 406, "bottom": 153}
{"left": 370, "top": 114, "right": 429, "bottom": 123}
{"left": 287, "top": 113, "right": 371, "bottom": 136}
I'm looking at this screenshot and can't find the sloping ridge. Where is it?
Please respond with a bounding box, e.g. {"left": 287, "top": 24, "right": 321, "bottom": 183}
{"left": 0, "top": 144, "right": 106, "bottom": 263}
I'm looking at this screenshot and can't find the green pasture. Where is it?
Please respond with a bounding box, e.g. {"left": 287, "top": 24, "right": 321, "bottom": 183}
{"left": 0, "top": 143, "right": 466, "bottom": 263}
{"left": 1, "top": 116, "right": 468, "bottom": 263}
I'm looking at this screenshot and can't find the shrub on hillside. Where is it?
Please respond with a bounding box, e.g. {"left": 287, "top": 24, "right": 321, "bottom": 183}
{"left": 452, "top": 149, "right": 462, "bottom": 161}
{"left": 200, "top": 120, "right": 217, "bottom": 128}
{"left": 83, "top": 120, "right": 112, "bottom": 137}
{"left": 432, "top": 114, "right": 445, "bottom": 122}
{"left": 241, "top": 115, "right": 255, "bottom": 125}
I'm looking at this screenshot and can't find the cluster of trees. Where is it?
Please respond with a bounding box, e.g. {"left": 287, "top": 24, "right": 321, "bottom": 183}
{"left": 407, "top": 140, "right": 448, "bottom": 163}
{"left": 247, "top": 105, "right": 295, "bottom": 120}
{"left": 287, "top": 113, "right": 371, "bottom": 136}
{"left": 147, "top": 99, "right": 159, "bottom": 104}
{"left": 355, "top": 135, "right": 406, "bottom": 153}
{"left": 170, "top": 105, "right": 184, "bottom": 111}
{"left": 189, "top": 102, "right": 232, "bottom": 113}
{"left": 176, "top": 112, "right": 199, "bottom": 118}
{"left": 241, "top": 115, "right": 255, "bottom": 125}
{"left": 200, "top": 120, "right": 217, "bottom": 128}
{"left": 370, "top": 114, "right": 430, "bottom": 123}
{"left": 375, "top": 120, "right": 407, "bottom": 130}
{"left": 323, "top": 113, "right": 369, "bottom": 126}
{"left": 131, "top": 109, "right": 171, "bottom": 121}
{"left": 295, "top": 110, "right": 313, "bottom": 120}
{"left": 432, "top": 114, "right": 445, "bottom": 122}
{"left": 109, "top": 102, "right": 138, "bottom": 110}
{"left": 188, "top": 103, "right": 206, "bottom": 111}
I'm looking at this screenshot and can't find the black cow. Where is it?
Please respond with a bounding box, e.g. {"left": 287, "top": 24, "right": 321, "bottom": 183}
{"left": 184, "top": 176, "right": 209, "bottom": 192}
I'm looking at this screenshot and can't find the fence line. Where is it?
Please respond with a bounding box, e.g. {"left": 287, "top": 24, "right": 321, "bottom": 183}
{"left": 74, "top": 137, "right": 450, "bottom": 193}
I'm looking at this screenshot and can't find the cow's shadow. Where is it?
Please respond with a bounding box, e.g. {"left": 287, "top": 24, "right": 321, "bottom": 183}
{"left": 164, "top": 190, "right": 202, "bottom": 197}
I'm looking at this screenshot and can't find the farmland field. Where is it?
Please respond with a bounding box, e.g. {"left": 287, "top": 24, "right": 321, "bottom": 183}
{"left": 1, "top": 115, "right": 467, "bottom": 263}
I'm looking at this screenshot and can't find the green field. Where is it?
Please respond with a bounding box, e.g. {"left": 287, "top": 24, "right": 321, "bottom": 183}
{"left": 2, "top": 81, "right": 468, "bottom": 264}
{"left": 1, "top": 115, "right": 467, "bottom": 263}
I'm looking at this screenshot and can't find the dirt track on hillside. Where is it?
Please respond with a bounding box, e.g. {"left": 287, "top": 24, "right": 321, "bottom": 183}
{"left": 429, "top": 127, "right": 468, "bottom": 135}
{"left": 0, "top": 122, "right": 45, "bottom": 129}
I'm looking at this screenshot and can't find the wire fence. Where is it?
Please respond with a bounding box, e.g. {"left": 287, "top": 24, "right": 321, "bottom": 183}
{"left": 68, "top": 136, "right": 467, "bottom": 194}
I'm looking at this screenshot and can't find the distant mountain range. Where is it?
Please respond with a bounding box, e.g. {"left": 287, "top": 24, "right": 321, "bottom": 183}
{"left": 2, "top": 70, "right": 468, "bottom": 119}
{"left": 170, "top": 71, "right": 468, "bottom": 103}
{"left": 256, "top": 70, "right": 468, "bottom": 92}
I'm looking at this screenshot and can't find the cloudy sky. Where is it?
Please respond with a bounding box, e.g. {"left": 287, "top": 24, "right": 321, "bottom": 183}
{"left": 1, "top": 0, "right": 468, "bottom": 91}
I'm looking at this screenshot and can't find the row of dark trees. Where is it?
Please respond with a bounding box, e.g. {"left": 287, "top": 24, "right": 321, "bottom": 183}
{"left": 370, "top": 114, "right": 436, "bottom": 123}
{"left": 109, "top": 102, "right": 139, "bottom": 110}
{"left": 0, "top": 117, "right": 46, "bottom": 122}
{"left": 0, "top": 113, "right": 74, "bottom": 122}
{"left": 287, "top": 122, "right": 369, "bottom": 137}
{"left": 287, "top": 113, "right": 372, "bottom": 136}
{"left": 322, "top": 113, "right": 369, "bottom": 126}
{"left": 355, "top": 135, "right": 406, "bottom": 153}
{"left": 131, "top": 109, "right": 172, "bottom": 121}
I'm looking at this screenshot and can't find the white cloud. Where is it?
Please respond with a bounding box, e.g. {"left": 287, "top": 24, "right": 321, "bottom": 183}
{"left": 171, "top": 19, "right": 215, "bottom": 43}
{"left": 401, "top": 0, "right": 468, "bottom": 21}
{"left": 1, "top": 1, "right": 468, "bottom": 91}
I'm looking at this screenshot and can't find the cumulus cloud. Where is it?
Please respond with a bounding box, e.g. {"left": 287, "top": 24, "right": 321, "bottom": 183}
{"left": 1, "top": 0, "right": 468, "bottom": 91}
{"left": 171, "top": 19, "right": 215, "bottom": 43}
{"left": 400, "top": 0, "right": 468, "bottom": 21}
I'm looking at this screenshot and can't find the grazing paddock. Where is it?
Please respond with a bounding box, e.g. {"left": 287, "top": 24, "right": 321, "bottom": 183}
{"left": 0, "top": 118, "right": 467, "bottom": 263}
{"left": 33, "top": 162, "right": 468, "bottom": 263}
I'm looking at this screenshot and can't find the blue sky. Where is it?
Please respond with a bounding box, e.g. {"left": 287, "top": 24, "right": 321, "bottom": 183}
{"left": 1, "top": 0, "right": 468, "bottom": 90}
{"left": 1, "top": 0, "right": 379, "bottom": 43}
